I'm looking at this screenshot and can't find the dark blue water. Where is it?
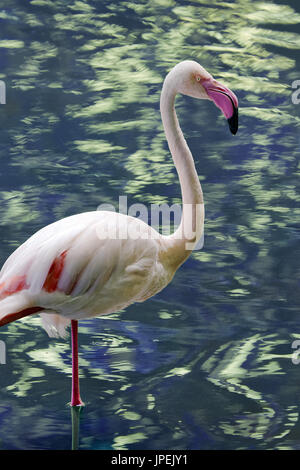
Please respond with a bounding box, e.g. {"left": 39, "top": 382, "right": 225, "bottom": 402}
{"left": 0, "top": 0, "right": 300, "bottom": 450}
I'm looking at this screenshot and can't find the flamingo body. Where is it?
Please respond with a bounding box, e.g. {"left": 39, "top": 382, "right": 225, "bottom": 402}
{"left": 0, "top": 211, "right": 178, "bottom": 337}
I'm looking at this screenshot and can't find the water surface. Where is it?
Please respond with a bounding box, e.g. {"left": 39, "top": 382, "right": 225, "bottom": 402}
{"left": 0, "top": 0, "right": 300, "bottom": 450}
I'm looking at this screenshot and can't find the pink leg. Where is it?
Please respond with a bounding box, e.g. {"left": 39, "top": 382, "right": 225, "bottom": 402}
{"left": 71, "top": 320, "right": 84, "bottom": 407}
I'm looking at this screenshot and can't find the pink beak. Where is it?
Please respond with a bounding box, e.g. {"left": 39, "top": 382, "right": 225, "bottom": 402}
{"left": 201, "top": 78, "right": 239, "bottom": 135}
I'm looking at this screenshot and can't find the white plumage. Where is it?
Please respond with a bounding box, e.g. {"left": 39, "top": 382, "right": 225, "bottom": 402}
{"left": 0, "top": 211, "right": 179, "bottom": 337}
{"left": 0, "top": 60, "right": 238, "bottom": 344}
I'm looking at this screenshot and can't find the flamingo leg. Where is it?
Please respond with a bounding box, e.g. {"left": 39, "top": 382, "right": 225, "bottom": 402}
{"left": 70, "top": 319, "right": 84, "bottom": 407}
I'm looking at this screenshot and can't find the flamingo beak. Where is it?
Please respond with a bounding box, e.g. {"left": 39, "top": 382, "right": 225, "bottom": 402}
{"left": 201, "top": 78, "right": 239, "bottom": 135}
{"left": 228, "top": 106, "right": 238, "bottom": 135}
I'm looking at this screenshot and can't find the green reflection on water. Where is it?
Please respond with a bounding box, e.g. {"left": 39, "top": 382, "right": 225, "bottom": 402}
{"left": 201, "top": 333, "right": 298, "bottom": 442}
{"left": 1, "top": 0, "right": 298, "bottom": 216}
{"left": 0, "top": 0, "right": 299, "bottom": 450}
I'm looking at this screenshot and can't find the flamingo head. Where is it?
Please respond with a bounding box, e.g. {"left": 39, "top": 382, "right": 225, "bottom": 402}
{"left": 169, "top": 60, "right": 239, "bottom": 135}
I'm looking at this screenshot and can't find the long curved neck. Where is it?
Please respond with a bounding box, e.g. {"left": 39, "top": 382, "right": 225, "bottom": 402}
{"left": 159, "top": 75, "right": 204, "bottom": 270}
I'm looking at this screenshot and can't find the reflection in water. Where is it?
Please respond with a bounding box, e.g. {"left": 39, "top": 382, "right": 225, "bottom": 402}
{"left": 0, "top": 0, "right": 299, "bottom": 450}
{"left": 71, "top": 406, "right": 82, "bottom": 450}
{"left": 202, "top": 333, "right": 298, "bottom": 442}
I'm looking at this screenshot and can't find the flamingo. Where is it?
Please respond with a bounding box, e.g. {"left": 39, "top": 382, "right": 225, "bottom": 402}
{"left": 0, "top": 61, "right": 238, "bottom": 407}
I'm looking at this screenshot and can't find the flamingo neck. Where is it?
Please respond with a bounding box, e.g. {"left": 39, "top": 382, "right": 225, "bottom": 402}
{"left": 160, "top": 75, "right": 204, "bottom": 269}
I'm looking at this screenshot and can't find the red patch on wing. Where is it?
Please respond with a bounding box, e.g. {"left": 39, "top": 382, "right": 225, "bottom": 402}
{"left": 0, "top": 275, "right": 28, "bottom": 300}
{"left": 43, "top": 250, "right": 67, "bottom": 293}
{"left": 0, "top": 276, "right": 42, "bottom": 327}
{"left": 0, "top": 306, "right": 43, "bottom": 327}
{"left": 0, "top": 252, "right": 68, "bottom": 328}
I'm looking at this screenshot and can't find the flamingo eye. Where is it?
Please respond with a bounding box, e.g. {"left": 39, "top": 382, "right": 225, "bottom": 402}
{"left": 196, "top": 75, "right": 201, "bottom": 82}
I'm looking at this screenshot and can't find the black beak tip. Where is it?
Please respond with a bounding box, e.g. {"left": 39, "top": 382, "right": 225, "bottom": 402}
{"left": 227, "top": 107, "right": 238, "bottom": 135}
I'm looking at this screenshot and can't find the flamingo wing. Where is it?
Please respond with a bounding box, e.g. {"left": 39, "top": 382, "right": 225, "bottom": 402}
{"left": 0, "top": 212, "right": 106, "bottom": 336}
{"left": 0, "top": 211, "right": 164, "bottom": 337}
